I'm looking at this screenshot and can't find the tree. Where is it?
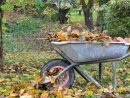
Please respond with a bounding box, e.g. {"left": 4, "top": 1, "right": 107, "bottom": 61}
{"left": 0, "top": 0, "right": 4, "bottom": 71}
{"left": 96, "top": 0, "right": 109, "bottom": 31}
{"left": 52, "top": 0, "right": 72, "bottom": 23}
{"left": 80, "top": 0, "right": 94, "bottom": 31}
{"left": 35, "top": 0, "right": 72, "bottom": 23}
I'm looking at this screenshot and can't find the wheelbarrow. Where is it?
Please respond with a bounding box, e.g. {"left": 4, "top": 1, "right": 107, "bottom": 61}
{"left": 40, "top": 41, "right": 130, "bottom": 90}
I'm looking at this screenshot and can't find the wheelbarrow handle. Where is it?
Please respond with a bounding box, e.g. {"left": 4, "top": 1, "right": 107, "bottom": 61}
{"left": 102, "top": 52, "right": 130, "bottom": 62}
{"left": 120, "top": 52, "right": 130, "bottom": 60}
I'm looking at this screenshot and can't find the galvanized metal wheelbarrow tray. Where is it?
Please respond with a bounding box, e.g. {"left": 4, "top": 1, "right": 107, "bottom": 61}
{"left": 44, "top": 41, "right": 130, "bottom": 89}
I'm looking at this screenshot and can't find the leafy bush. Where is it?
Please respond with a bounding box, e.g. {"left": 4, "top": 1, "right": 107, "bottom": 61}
{"left": 103, "top": 0, "right": 130, "bottom": 37}
{"left": 7, "top": 16, "right": 43, "bottom": 36}
{"left": 43, "top": 6, "right": 58, "bottom": 22}
{"left": 4, "top": 16, "right": 43, "bottom": 52}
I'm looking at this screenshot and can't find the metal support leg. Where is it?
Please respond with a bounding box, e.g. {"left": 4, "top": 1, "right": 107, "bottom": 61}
{"left": 99, "top": 63, "right": 102, "bottom": 82}
{"left": 112, "top": 62, "right": 117, "bottom": 89}
{"left": 74, "top": 65, "right": 102, "bottom": 89}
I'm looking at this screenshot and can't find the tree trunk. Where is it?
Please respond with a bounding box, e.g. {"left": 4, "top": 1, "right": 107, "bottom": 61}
{"left": 59, "top": 8, "right": 70, "bottom": 24}
{"left": 78, "top": 10, "right": 82, "bottom": 15}
{"left": 0, "top": 1, "right": 4, "bottom": 71}
{"left": 96, "top": 0, "right": 109, "bottom": 31}
{"left": 80, "top": 0, "right": 94, "bottom": 31}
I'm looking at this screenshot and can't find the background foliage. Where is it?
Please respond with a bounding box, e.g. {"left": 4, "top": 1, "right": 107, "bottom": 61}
{"left": 103, "top": 0, "right": 130, "bottom": 37}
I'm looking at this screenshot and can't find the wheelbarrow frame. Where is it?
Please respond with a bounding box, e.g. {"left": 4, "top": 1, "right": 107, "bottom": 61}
{"left": 42, "top": 42, "right": 130, "bottom": 89}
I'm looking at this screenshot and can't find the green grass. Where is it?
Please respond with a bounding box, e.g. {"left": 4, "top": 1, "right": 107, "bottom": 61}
{"left": 93, "top": 11, "right": 98, "bottom": 21}
{"left": 70, "top": 11, "right": 84, "bottom": 23}
{"left": 70, "top": 11, "right": 98, "bottom": 23}
{"left": 4, "top": 51, "right": 58, "bottom": 65}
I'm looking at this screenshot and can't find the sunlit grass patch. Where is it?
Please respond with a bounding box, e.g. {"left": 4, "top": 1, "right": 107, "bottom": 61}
{"left": 4, "top": 51, "right": 59, "bottom": 65}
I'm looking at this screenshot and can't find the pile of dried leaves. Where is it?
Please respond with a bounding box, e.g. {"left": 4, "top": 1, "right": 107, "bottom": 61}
{"left": 47, "top": 26, "right": 130, "bottom": 43}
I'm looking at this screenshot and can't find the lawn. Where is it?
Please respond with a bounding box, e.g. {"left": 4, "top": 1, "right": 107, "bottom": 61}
{"left": 1, "top": 51, "right": 130, "bottom": 97}
{"left": 70, "top": 11, "right": 98, "bottom": 24}
{"left": 70, "top": 11, "right": 84, "bottom": 23}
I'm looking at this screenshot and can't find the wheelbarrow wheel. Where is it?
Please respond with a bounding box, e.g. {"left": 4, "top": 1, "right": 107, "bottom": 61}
{"left": 40, "top": 59, "right": 75, "bottom": 90}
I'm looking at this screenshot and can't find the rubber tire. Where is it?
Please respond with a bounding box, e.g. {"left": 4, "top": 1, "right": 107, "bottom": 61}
{"left": 40, "top": 59, "right": 75, "bottom": 90}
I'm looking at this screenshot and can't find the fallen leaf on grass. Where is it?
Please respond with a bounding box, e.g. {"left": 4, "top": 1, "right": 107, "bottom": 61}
{"left": 40, "top": 92, "right": 49, "bottom": 98}
{"left": 50, "top": 76, "right": 56, "bottom": 84}
{"left": 75, "top": 90, "right": 83, "bottom": 97}
{"left": 0, "top": 79, "right": 5, "bottom": 83}
{"left": 125, "top": 78, "right": 130, "bottom": 81}
{"left": 0, "top": 90, "right": 6, "bottom": 93}
{"left": 85, "top": 90, "right": 93, "bottom": 96}
{"left": 20, "top": 89, "right": 25, "bottom": 95}
{"left": 8, "top": 93, "right": 19, "bottom": 97}
{"left": 57, "top": 90, "right": 62, "bottom": 98}
{"left": 116, "top": 87, "right": 127, "bottom": 93}
{"left": 35, "top": 75, "right": 43, "bottom": 82}
{"left": 20, "top": 93, "right": 33, "bottom": 98}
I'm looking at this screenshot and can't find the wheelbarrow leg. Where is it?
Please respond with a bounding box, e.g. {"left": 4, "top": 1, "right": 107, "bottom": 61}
{"left": 112, "top": 62, "right": 117, "bottom": 90}
{"left": 99, "top": 63, "right": 102, "bottom": 82}
{"left": 74, "top": 65, "right": 102, "bottom": 89}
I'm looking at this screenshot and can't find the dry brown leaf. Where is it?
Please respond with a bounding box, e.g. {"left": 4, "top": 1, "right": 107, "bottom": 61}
{"left": 26, "top": 89, "right": 35, "bottom": 96}
{"left": 71, "top": 29, "right": 80, "bottom": 38}
{"left": 66, "top": 26, "right": 72, "bottom": 33}
{"left": 56, "top": 32, "right": 68, "bottom": 41}
{"left": 20, "top": 89, "right": 25, "bottom": 95}
{"left": 0, "top": 90, "right": 6, "bottom": 93}
{"left": 20, "top": 93, "right": 33, "bottom": 98}
{"left": 50, "top": 76, "right": 56, "bottom": 84}
{"left": 49, "top": 68, "right": 59, "bottom": 75}
{"left": 9, "top": 93, "right": 18, "bottom": 97}
{"left": 0, "top": 79, "right": 5, "bottom": 83}
{"left": 116, "top": 37, "right": 125, "bottom": 42}
{"left": 59, "top": 86, "right": 63, "bottom": 91}
{"left": 40, "top": 92, "right": 49, "bottom": 98}
{"left": 57, "top": 90, "right": 63, "bottom": 98}
{"left": 35, "top": 75, "right": 42, "bottom": 82}
{"left": 124, "top": 38, "right": 130, "bottom": 43}
{"left": 75, "top": 90, "right": 83, "bottom": 97}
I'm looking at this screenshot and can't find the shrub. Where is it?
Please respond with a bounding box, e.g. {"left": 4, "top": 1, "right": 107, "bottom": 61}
{"left": 4, "top": 16, "right": 43, "bottom": 52}
{"left": 7, "top": 16, "right": 43, "bottom": 36}
{"left": 103, "top": 0, "right": 130, "bottom": 37}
